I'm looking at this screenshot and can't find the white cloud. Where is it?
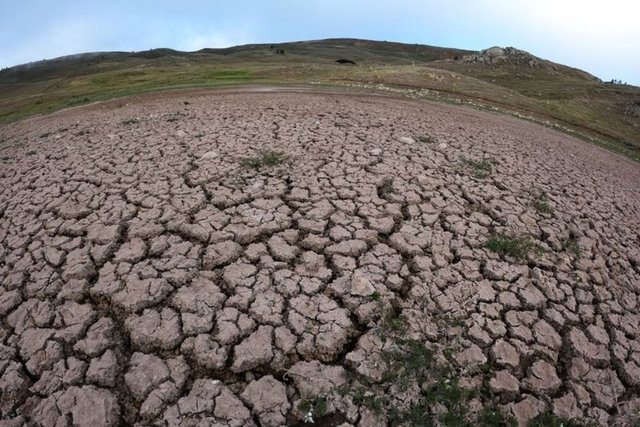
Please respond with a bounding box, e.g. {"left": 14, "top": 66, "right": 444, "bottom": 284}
{"left": 1, "top": 20, "right": 105, "bottom": 66}
{"left": 0, "top": 22, "right": 107, "bottom": 66}
{"left": 176, "top": 31, "right": 247, "bottom": 51}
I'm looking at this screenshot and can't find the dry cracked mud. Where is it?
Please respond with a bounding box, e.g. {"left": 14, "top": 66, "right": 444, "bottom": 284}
{"left": 0, "top": 89, "right": 639, "bottom": 426}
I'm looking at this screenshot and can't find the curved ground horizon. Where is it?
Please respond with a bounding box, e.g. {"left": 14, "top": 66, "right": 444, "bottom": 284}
{"left": 1, "top": 89, "right": 639, "bottom": 426}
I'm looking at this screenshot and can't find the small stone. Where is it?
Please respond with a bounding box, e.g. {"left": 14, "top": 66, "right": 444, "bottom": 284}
{"left": 201, "top": 151, "right": 218, "bottom": 159}
{"left": 350, "top": 271, "right": 376, "bottom": 296}
{"left": 399, "top": 136, "right": 415, "bottom": 144}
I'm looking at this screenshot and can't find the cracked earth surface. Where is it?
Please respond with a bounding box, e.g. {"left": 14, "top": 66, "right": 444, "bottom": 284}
{"left": 0, "top": 89, "right": 639, "bottom": 426}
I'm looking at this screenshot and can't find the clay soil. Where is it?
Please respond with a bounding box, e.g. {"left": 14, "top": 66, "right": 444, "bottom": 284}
{"left": 0, "top": 89, "right": 639, "bottom": 426}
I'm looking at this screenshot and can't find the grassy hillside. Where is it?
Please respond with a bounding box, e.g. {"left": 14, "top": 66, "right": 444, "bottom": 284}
{"left": 1, "top": 38, "right": 638, "bottom": 160}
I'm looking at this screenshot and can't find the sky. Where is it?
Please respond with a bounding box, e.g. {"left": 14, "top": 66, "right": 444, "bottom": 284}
{"left": 0, "top": 0, "right": 638, "bottom": 85}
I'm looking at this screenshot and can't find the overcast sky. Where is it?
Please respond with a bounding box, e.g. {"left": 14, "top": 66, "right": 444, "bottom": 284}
{"left": 1, "top": 0, "right": 638, "bottom": 85}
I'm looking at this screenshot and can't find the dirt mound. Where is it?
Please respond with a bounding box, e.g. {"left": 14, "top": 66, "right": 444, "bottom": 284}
{"left": 0, "top": 90, "right": 639, "bottom": 426}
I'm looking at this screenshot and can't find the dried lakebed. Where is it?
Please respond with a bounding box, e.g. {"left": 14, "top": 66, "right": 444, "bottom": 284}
{"left": 0, "top": 90, "right": 639, "bottom": 426}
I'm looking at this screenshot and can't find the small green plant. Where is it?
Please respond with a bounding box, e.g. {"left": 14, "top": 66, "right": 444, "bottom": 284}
{"left": 562, "top": 237, "right": 581, "bottom": 257}
{"left": 298, "top": 396, "right": 328, "bottom": 423}
{"left": 460, "top": 156, "right": 493, "bottom": 178}
{"left": 379, "top": 311, "right": 407, "bottom": 337}
{"left": 379, "top": 178, "right": 395, "bottom": 196}
{"left": 369, "top": 291, "right": 382, "bottom": 302}
{"left": 298, "top": 397, "right": 327, "bottom": 417}
{"left": 484, "top": 233, "right": 544, "bottom": 261}
{"left": 534, "top": 195, "right": 554, "bottom": 215}
{"left": 240, "top": 151, "right": 287, "bottom": 170}
{"left": 478, "top": 406, "right": 517, "bottom": 427}
{"left": 67, "top": 97, "right": 90, "bottom": 105}
{"left": 528, "top": 411, "right": 582, "bottom": 427}
{"left": 417, "top": 135, "right": 436, "bottom": 144}
{"left": 121, "top": 118, "right": 139, "bottom": 125}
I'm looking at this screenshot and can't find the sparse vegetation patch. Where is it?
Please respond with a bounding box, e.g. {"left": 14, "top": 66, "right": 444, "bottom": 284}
{"left": 240, "top": 151, "right": 287, "bottom": 169}
{"left": 378, "top": 178, "right": 395, "bottom": 196}
{"left": 344, "top": 312, "right": 516, "bottom": 426}
{"left": 484, "top": 233, "right": 544, "bottom": 260}
{"left": 418, "top": 135, "right": 436, "bottom": 144}
{"left": 460, "top": 156, "right": 493, "bottom": 178}
{"left": 297, "top": 396, "right": 328, "bottom": 423}
{"left": 562, "top": 237, "right": 581, "bottom": 257}
{"left": 528, "top": 411, "right": 583, "bottom": 427}
{"left": 534, "top": 194, "right": 554, "bottom": 214}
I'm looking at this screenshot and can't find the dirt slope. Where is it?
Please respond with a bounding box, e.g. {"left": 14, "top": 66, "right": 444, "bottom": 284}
{"left": 0, "top": 89, "right": 639, "bottom": 426}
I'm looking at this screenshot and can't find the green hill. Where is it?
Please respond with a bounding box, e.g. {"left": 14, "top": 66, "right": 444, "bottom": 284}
{"left": 1, "top": 38, "right": 638, "bottom": 159}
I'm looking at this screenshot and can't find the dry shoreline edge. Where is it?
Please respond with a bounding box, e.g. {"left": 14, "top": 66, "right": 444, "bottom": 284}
{"left": 2, "top": 83, "right": 638, "bottom": 164}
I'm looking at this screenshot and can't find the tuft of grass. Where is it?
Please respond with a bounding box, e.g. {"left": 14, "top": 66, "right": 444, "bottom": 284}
{"left": 417, "top": 135, "right": 436, "bottom": 144}
{"left": 379, "top": 311, "right": 407, "bottom": 337}
{"left": 240, "top": 151, "right": 287, "bottom": 170}
{"left": 484, "top": 233, "right": 544, "bottom": 261}
{"left": 478, "top": 406, "right": 518, "bottom": 427}
{"left": 460, "top": 156, "right": 493, "bottom": 178}
{"left": 66, "top": 96, "right": 91, "bottom": 106}
{"left": 379, "top": 178, "right": 395, "bottom": 196}
{"left": 297, "top": 396, "right": 328, "bottom": 419}
{"left": 369, "top": 291, "right": 382, "bottom": 302}
{"left": 528, "top": 411, "right": 583, "bottom": 427}
{"left": 562, "top": 237, "right": 581, "bottom": 257}
{"left": 534, "top": 195, "right": 554, "bottom": 215}
{"left": 121, "top": 118, "right": 139, "bottom": 125}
